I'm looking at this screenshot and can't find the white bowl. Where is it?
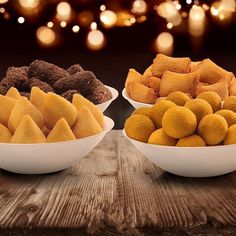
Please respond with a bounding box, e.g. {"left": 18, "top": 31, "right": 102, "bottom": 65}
{"left": 123, "top": 129, "right": 236, "bottom": 178}
{"left": 122, "top": 88, "right": 152, "bottom": 109}
{"left": 0, "top": 116, "right": 114, "bottom": 174}
{"left": 96, "top": 86, "right": 119, "bottom": 112}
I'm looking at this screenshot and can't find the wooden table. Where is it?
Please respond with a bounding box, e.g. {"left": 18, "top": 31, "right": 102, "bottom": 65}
{"left": 0, "top": 131, "right": 236, "bottom": 236}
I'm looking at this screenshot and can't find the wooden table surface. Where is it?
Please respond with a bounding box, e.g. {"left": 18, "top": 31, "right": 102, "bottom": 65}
{"left": 0, "top": 130, "right": 236, "bottom": 236}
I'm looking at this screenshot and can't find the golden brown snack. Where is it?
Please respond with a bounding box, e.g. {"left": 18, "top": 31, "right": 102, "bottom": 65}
{"left": 132, "top": 107, "right": 151, "bottom": 117}
{"left": 42, "top": 126, "right": 50, "bottom": 136}
{"left": 0, "top": 123, "right": 12, "bottom": 143}
{"left": 72, "top": 106, "right": 102, "bottom": 138}
{"left": 141, "top": 65, "right": 153, "bottom": 85}
{"left": 215, "top": 109, "right": 236, "bottom": 127}
{"left": 197, "top": 91, "right": 221, "bottom": 112}
{"left": 6, "top": 87, "right": 21, "bottom": 99}
{"left": 190, "top": 61, "right": 200, "bottom": 72}
{"left": 176, "top": 135, "right": 206, "bottom": 147}
{"left": 152, "top": 54, "right": 191, "bottom": 77}
{"left": 166, "top": 91, "right": 191, "bottom": 106}
{"left": 129, "top": 82, "right": 157, "bottom": 104}
{"left": 223, "top": 96, "right": 236, "bottom": 112}
{"left": 0, "top": 95, "right": 16, "bottom": 126}
{"left": 223, "top": 124, "right": 236, "bottom": 145}
{"left": 159, "top": 71, "right": 199, "bottom": 97}
{"left": 47, "top": 118, "right": 76, "bottom": 143}
{"left": 11, "top": 115, "right": 46, "bottom": 144}
{"left": 146, "top": 76, "right": 161, "bottom": 95}
{"left": 196, "top": 79, "right": 228, "bottom": 101}
{"left": 8, "top": 97, "right": 44, "bottom": 133}
{"left": 198, "top": 59, "right": 234, "bottom": 84}
{"left": 125, "top": 68, "right": 142, "bottom": 94}
{"left": 30, "top": 87, "right": 47, "bottom": 115}
{"left": 72, "top": 94, "right": 104, "bottom": 127}
{"left": 44, "top": 92, "right": 77, "bottom": 129}
{"left": 229, "top": 78, "right": 236, "bottom": 96}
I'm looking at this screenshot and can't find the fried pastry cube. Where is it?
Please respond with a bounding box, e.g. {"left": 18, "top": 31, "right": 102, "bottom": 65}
{"left": 125, "top": 69, "right": 142, "bottom": 94}
{"left": 190, "top": 61, "right": 201, "bottom": 72}
{"left": 198, "top": 59, "right": 234, "bottom": 84}
{"left": 0, "top": 95, "right": 16, "bottom": 126}
{"left": 129, "top": 82, "right": 157, "bottom": 104}
{"left": 152, "top": 54, "right": 191, "bottom": 77}
{"left": 0, "top": 123, "right": 12, "bottom": 143}
{"left": 47, "top": 118, "right": 76, "bottom": 143}
{"left": 159, "top": 71, "right": 199, "bottom": 97}
{"left": 8, "top": 97, "right": 44, "bottom": 133}
{"left": 196, "top": 79, "right": 229, "bottom": 101}
{"left": 6, "top": 87, "right": 21, "bottom": 99}
{"left": 11, "top": 115, "right": 46, "bottom": 144}
{"left": 229, "top": 78, "right": 236, "bottom": 96}
{"left": 142, "top": 65, "right": 153, "bottom": 85}
{"left": 72, "top": 106, "right": 102, "bottom": 138}
{"left": 44, "top": 93, "right": 77, "bottom": 129}
{"left": 30, "top": 87, "right": 47, "bottom": 114}
{"left": 146, "top": 76, "right": 161, "bottom": 95}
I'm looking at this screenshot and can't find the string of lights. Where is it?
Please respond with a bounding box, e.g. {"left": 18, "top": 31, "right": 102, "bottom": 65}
{"left": 0, "top": 0, "right": 235, "bottom": 53}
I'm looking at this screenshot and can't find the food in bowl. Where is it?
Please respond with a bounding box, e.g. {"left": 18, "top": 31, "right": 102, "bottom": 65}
{"left": 124, "top": 53, "right": 235, "bottom": 104}
{"left": 0, "top": 87, "right": 106, "bottom": 144}
{"left": 124, "top": 91, "right": 236, "bottom": 147}
{"left": 0, "top": 60, "right": 112, "bottom": 104}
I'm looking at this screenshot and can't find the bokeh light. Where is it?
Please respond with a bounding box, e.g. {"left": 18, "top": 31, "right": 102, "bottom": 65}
{"left": 18, "top": 16, "right": 25, "bottom": 24}
{"left": 132, "top": 0, "right": 147, "bottom": 14}
{"left": 155, "top": 32, "right": 174, "bottom": 55}
{"left": 77, "top": 10, "right": 94, "bottom": 27}
{"left": 56, "top": 1, "right": 71, "bottom": 21}
{"left": 47, "top": 21, "right": 53, "bottom": 28}
{"left": 60, "top": 21, "right": 67, "bottom": 28}
{"left": 18, "top": 0, "right": 39, "bottom": 9}
{"left": 100, "top": 10, "right": 117, "bottom": 28}
{"left": 36, "top": 26, "right": 56, "bottom": 47}
{"left": 87, "top": 30, "right": 105, "bottom": 50}
{"left": 72, "top": 25, "right": 80, "bottom": 33}
{"left": 0, "top": 0, "right": 8, "bottom": 4}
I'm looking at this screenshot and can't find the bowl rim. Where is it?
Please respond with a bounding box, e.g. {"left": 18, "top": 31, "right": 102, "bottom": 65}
{"left": 122, "top": 129, "right": 236, "bottom": 150}
{"left": 98, "top": 85, "right": 119, "bottom": 105}
{"left": 0, "top": 116, "right": 114, "bottom": 147}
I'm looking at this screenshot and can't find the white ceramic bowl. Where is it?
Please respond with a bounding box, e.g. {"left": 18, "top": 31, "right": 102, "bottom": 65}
{"left": 123, "top": 129, "right": 236, "bottom": 178}
{"left": 96, "top": 86, "right": 119, "bottom": 112}
{"left": 0, "top": 116, "right": 114, "bottom": 174}
{"left": 122, "top": 88, "right": 152, "bottom": 109}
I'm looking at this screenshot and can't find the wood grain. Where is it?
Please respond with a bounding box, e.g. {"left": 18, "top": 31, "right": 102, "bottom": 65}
{"left": 0, "top": 130, "right": 236, "bottom": 236}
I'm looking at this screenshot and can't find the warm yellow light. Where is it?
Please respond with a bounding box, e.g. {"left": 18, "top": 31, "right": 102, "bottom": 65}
{"left": 0, "top": 7, "right": 5, "bottom": 13}
{"left": 175, "top": 3, "right": 181, "bottom": 10}
{"left": 202, "top": 4, "right": 209, "bottom": 11}
{"left": 18, "top": 0, "right": 39, "bottom": 9}
{"left": 36, "top": 26, "right": 56, "bottom": 47}
{"left": 186, "top": 0, "right": 192, "bottom": 4}
{"left": 167, "top": 22, "right": 173, "bottom": 29}
{"left": 100, "top": 4, "right": 106, "bottom": 11}
{"left": 0, "top": 0, "right": 8, "bottom": 4}
{"left": 189, "top": 5, "right": 205, "bottom": 21}
{"left": 72, "top": 25, "right": 80, "bottom": 33}
{"left": 56, "top": 2, "right": 71, "bottom": 20}
{"left": 132, "top": 0, "right": 147, "bottom": 14}
{"left": 100, "top": 10, "right": 117, "bottom": 28}
{"left": 47, "top": 21, "right": 53, "bottom": 28}
{"left": 221, "top": 0, "right": 235, "bottom": 12}
{"left": 60, "top": 21, "right": 67, "bottom": 28}
{"left": 18, "top": 16, "right": 25, "bottom": 24}
{"left": 90, "top": 22, "right": 97, "bottom": 30}
{"left": 155, "top": 32, "right": 174, "bottom": 55}
{"left": 87, "top": 30, "right": 105, "bottom": 50}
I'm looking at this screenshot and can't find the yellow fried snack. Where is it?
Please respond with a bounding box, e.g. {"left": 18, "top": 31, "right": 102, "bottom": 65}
{"left": 125, "top": 68, "right": 142, "bottom": 94}
{"left": 167, "top": 91, "right": 191, "bottom": 106}
{"left": 196, "top": 79, "right": 228, "bottom": 101}
{"left": 47, "top": 118, "right": 76, "bottom": 143}
{"left": 198, "top": 59, "right": 234, "bottom": 84}
{"left": 184, "top": 98, "right": 213, "bottom": 123}
{"left": 223, "top": 124, "right": 236, "bottom": 145}
{"left": 0, "top": 95, "right": 16, "bottom": 126}
{"left": 215, "top": 110, "right": 236, "bottom": 127}
{"left": 72, "top": 94, "right": 104, "bottom": 127}
{"left": 132, "top": 107, "right": 151, "bottom": 117}
{"left": 125, "top": 114, "right": 155, "bottom": 142}
{"left": 8, "top": 97, "right": 44, "bottom": 133}
{"left": 197, "top": 91, "right": 221, "bottom": 112}
{"left": 30, "top": 87, "right": 47, "bottom": 114}
{"left": 159, "top": 71, "right": 199, "bottom": 97}
{"left": 223, "top": 96, "right": 236, "bottom": 112}
{"left": 44, "top": 92, "right": 77, "bottom": 129}
{"left": 42, "top": 126, "right": 50, "bottom": 137}
{"left": 229, "top": 78, "right": 236, "bottom": 96}
{"left": 11, "top": 115, "right": 46, "bottom": 144}
{"left": 6, "top": 87, "right": 21, "bottom": 99}
{"left": 146, "top": 76, "right": 161, "bottom": 95}
{"left": 72, "top": 106, "right": 103, "bottom": 138}
{"left": 129, "top": 82, "right": 157, "bottom": 104}
{"left": 150, "top": 100, "right": 176, "bottom": 127}
{"left": 148, "top": 128, "right": 177, "bottom": 146}
{"left": 198, "top": 114, "right": 228, "bottom": 145}
{"left": 176, "top": 135, "right": 206, "bottom": 147}
{"left": 162, "top": 106, "right": 197, "bottom": 138}
{"left": 190, "top": 61, "right": 200, "bottom": 72}
{"left": 0, "top": 123, "right": 12, "bottom": 143}
{"left": 141, "top": 65, "right": 153, "bottom": 85}
{"left": 152, "top": 54, "right": 191, "bottom": 77}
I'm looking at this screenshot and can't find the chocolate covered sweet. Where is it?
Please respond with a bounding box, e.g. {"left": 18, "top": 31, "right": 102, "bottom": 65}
{"left": 67, "top": 64, "right": 84, "bottom": 75}
{"left": 30, "top": 78, "right": 54, "bottom": 93}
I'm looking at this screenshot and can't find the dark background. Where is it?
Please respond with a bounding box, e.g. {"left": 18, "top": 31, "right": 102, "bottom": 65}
{"left": 0, "top": 6, "right": 236, "bottom": 128}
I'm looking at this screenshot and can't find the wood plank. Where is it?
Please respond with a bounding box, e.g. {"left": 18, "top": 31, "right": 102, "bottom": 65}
{"left": 0, "top": 130, "right": 235, "bottom": 236}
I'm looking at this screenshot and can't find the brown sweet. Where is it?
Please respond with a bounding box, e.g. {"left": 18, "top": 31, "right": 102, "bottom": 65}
{"left": 61, "top": 90, "right": 79, "bottom": 102}
{"left": 67, "top": 64, "right": 84, "bottom": 75}
{"left": 0, "top": 85, "right": 8, "bottom": 95}
{"left": 30, "top": 78, "right": 54, "bottom": 93}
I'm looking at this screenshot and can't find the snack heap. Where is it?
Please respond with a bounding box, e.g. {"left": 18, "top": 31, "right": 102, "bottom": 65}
{"left": 125, "top": 91, "right": 236, "bottom": 147}
{"left": 0, "top": 87, "right": 104, "bottom": 144}
{"left": 125, "top": 54, "right": 235, "bottom": 103}
{"left": 0, "top": 60, "right": 112, "bottom": 104}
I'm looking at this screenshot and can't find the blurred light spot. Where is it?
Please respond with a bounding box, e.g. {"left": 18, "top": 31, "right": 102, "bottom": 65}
{"left": 132, "top": 0, "right": 147, "bottom": 14}
{"left": 56, "top": 2, "right": 71, "bottom": 21}
{"left": 18, "top": 16, "right": 25, "bottom": 24}
{"left": 36, "top": 26, "right": 56, "bottom": 47}
{"left": 186, "top": 0, "right": 192, "bottom": 4}
{"left": 0, "top": 0, "right": 8, "bottom": 4}
{"left": 100, "top": 10, "right": 117, "bottom": 28}
{"left": 90, "top": 21, "right": 97, "bottom": 30}
{"left": 155, "top": 32, "right": 174, "bottom": 55}
{"left": 100, "top": 4, "right": 106, "bottom": 11}
{"left": 0, "top": 7, "right": 5, "bottom": 13}
{"left": 72, "top": 25, "right": 80, "bottom": 33}
{"left": 167, "top": 22, "right": 173, "bottom": 29}
{"left": 87, "top": 30, "right": 105, "bottom": 50}
{"left": 18, "top": 0, "right": 39, "bottom": 9}
{"left": 47, "top": 21, "right": 53, "bottom": 28}
{"left": 78, "top": 10, "right": 93, "bottom": 27}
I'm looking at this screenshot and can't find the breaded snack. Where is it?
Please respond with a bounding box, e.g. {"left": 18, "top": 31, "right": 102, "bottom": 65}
{"left": 162, "top": 106, "right": 197, "bottom": 138}
{"left": 30, "top": 78, "right": 54, "bottom": 93}
{"left": 185, "top": 98, "right": 213, "bottom": 123}
{"left": 30, "top": 87, "right": 47, "bottom": 114}
{"left": 148, "top": 128, "right": 177, "bottom": 146}
{"left": 223, "top": 124, "right": 236, "bottom": 145}
{"left": 197, "top": 91, "right": 221, "bottom": 112}
{"left": 196, "top": 79, "right": 228, "bottom": 101}
{"left": 47, "top": 118, "right": 76, "bottom": 143}
{"left": 190, "top": 61, "right": 200, "bottom": 72}
{"left": 223, "top": 96, "right": 236, "bottom": 112}
{"left": 0, "top": 85, "right": 8, "bottom": 95}
{"left": 229, "top": 78, "right": 236, "bottom": 96}
{"left": 6, "top": 87, "right": 21, "bottom": 99}
{"left": 132, "top": 107, "right": 151, "bottom": 117}
{"left": 146, "top": 76, "right": 161, "bottom": 95}
{"left": 124, "top": 114, "right": 155, "bottom": 142}
{"left": 176, "top": 135, "right": 206, "bottom": 147}
{"left": 198, "top": 59, "right": 234, "bottom": 84}
{"left": 0, "top": 123, "right": 12, "bottom": 143}
{"left": 61, "top": 90, "right": 79, "bottom": 102}
{"left": 142, "top": 65, "right": 153, "bottom": 85}
{"left": 215, "top": 109, "right": 236, "bottom": 127}
{"left": 159, "top": 71, "right": 199, "bottom": 97}
{"left": 129, "top": 82, "right": 157, "bottom": 104}
{"left": 152, "top": 54, "right": 191, "bottom": 77}
{"left": 11, "top": 115, "right": 46, "bottom": 144}
{"left": 125, "top": 68, "right": 142, "bottom": 93}
{"left": 198, "top": 114, "right": 228, "bottom": 145}
{"left": 167, "top": 91, "right": 191, "bottom": 106}
{"left": 67, "top": 64, "right": 84, "bottom": 75}
{"left": 0, "top": 95, "right": 16, "bottom": 126}
{"left": 28, "top": 60, "right": 69, "bottom": 85}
